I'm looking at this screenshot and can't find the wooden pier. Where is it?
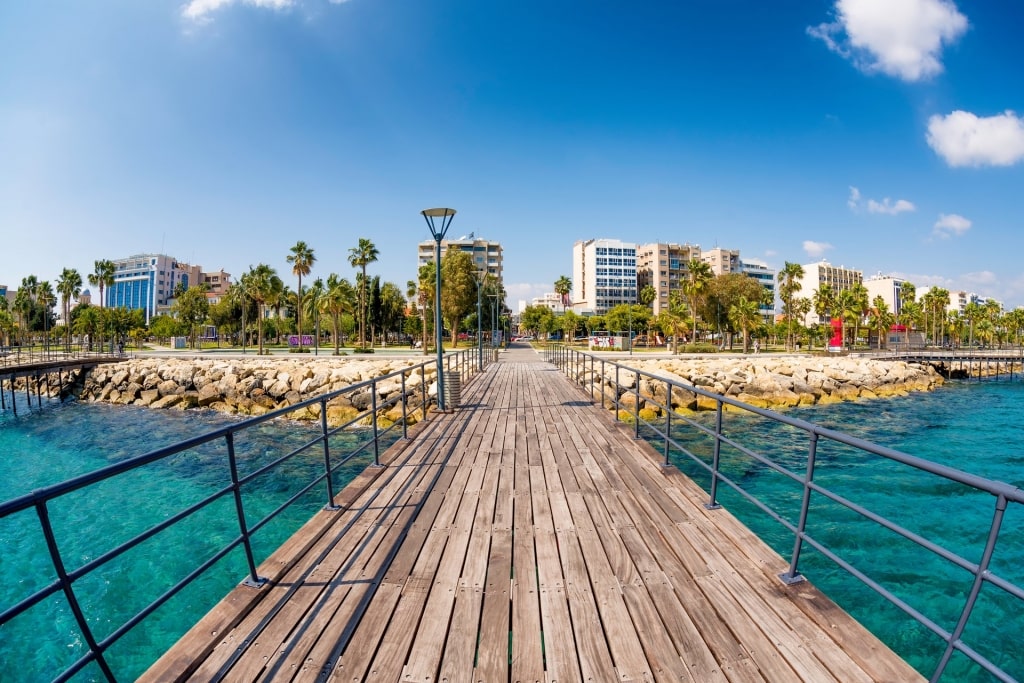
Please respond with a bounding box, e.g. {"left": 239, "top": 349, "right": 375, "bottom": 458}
{"left": 144, "top": 345, "right": 923, "bottom": 682}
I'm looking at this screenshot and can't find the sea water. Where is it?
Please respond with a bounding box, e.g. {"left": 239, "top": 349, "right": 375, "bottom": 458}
{"left": 2, "top": 382, "right": 1022, "bottom": 681}
{"left": 656, "top": 379, "right": 1024, "bottom": 682}
{"left": 0, "top": 399, "right": 378, "bottom": 682}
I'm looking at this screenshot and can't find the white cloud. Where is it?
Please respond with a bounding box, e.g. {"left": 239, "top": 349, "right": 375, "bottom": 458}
{"left": 182, "top": 0, "right": 296, "bottom": 22}
{"left": 808, "top": 0, "right": 968, "bottom": 82}
{"left": 962, "top": 270, "right": 997, "bottom": 286}
{"left": 847, "top": 186, "right": 861, "bottom": 210}
{"left": 848, "top": 186, "right": 915, "bottom": 215}
{"left": 926, "top": 110, "right": 1024, "bottom": 167}
{"left": 867, "top": 198, "right": 916, "bottom": 215}
{"left": 803, "top": 240, "right": 834, "bottom": 258}
{"left": 933, "top": 213, "right": 971, "bottom": 238}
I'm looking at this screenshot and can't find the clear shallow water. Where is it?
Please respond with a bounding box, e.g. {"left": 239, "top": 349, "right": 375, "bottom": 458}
{"left": 0, "top": 399, "right": 379, "bottom": 682}
{"left": 654, "top": 379, "right": 1024, "bottom": 682}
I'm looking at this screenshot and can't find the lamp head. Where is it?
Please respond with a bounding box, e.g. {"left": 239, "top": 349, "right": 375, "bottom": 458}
{"left": 421, "top": 207, "right": 457, "bottom": 240}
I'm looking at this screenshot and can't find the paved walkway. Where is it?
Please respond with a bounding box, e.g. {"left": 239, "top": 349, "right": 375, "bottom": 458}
{"left": 144, "top": 343, "right": 922, "bottom": 682}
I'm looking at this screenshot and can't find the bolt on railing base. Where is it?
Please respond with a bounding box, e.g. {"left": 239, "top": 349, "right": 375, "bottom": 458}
{"left": 778, "top": 572, "right": 806, "bottom": 585}
{"left": 242, "top": 576, "right": 268, "bottom": 589}
{"left": 703, "top": 503, "right": 722, "bottom": 510}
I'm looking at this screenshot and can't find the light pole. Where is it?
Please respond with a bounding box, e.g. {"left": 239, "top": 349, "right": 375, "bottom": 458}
{"left": 475, "top": 269, "right": 486, "bottom": 371}
{"left": 488, "top": 293, "right": 498, "bottom": 347}
{"left": 421, "top": 207, "right": 456, "bottom": 411}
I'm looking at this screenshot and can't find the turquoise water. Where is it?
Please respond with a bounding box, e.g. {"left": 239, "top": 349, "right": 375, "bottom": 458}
{"left": 652, "top": 379, "right": 1024, "bottom": 682}
{"left": 0, "top": 399, "right": 380, "bottom": 682}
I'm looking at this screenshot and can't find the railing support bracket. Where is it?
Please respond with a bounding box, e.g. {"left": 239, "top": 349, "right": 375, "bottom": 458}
{"left": 778, "top": 571, "right": 805, "bottom": 585}
{"left": 242, "top": 576, "right": 268, "bottom": 589}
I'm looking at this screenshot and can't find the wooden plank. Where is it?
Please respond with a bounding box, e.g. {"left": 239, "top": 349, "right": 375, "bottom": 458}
{"left": 511, "top": 488, "right": 544, "bottom": 682}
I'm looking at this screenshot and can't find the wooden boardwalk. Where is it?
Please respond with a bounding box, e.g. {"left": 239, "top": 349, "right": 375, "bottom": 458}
{"left": 144, "top": 345, "right": 923, "bottom": 682}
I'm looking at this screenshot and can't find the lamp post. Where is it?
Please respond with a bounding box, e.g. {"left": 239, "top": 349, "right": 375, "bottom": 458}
{"left": 474, "top": 269, "right": 486, "bottom": 371}
{"left": 421, "top": 207, "right": 456, "bottom": 411}
{"left": 488, "top": 293, "right": 498, "bottom": 347}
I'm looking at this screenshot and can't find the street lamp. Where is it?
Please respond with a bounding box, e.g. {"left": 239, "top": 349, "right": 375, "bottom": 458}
{"left": 474, "top": 269, "right": 487, "bottom": 371}
{"left": 488, "top": 293, "right": 499, "bottom": 347}
{"left": 421, "top": 207, "right": 456, "bottom": 411}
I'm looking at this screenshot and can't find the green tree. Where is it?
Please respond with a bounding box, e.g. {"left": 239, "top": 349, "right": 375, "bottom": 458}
{"left": 729, "top": 296, "right": 761, "bottom": 353}
{"left": 417, "top": 263, "right": 435, "bottom": 354}
{"left": 56, "top": 268, "right": 83, "bottom": 350}
{"left": 898, "top": 281, "right": 917, "bottom": 348}
{"left": 88, "top": 259, "right": 115, "bottom": 309}
{"left": 173, "top": 285, "right": 211, "bottom": 349}
{"left": 348, "top": 238, "right": 379, "bottom": 349}
{"left": 303, "top": 277, "right": 326, "bottom": 349}
{"left": 36, "top": 281, "right": 56, "bottom": 347}
{"left": 682, "top": 259, "right": 713, "bottom": 342}
{"left": 286, "top": 240, "right": 316, "bottom": 352}
{"left": 244, "top": 264, "right": 280, "bottom": 355}
{"left": 440, "top": 249, "right": 477, "bottom": 348}
{"left": 72, "top": 305, "right": 103, "bottom": 349}
{"left": 812, "top": 283, "right": 835, "bottom": 351}
{"left": 0, "top": 308, "right": 14, "bottom": 347}
{"left": 704, "top": 273, "right": 766, "bottom": 348}
{"left": 379, "top": 281, "right": 406, "bottom": 345}
{"left": 868, "top": 296, "right": 895, "bottom": 350}
{"left": 520, "top": 305, "right": 555, "bottom": 339}
{"left": 777, "top": 262, "right": 804, "bottom": 351}
{"left": 554, "top": 275, "right": 572, "bottom": 313}
{"left": 321, "top": 274, "right": 353, "bottom": 355}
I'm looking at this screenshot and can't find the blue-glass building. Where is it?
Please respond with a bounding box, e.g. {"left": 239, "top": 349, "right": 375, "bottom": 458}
{"left": 106, "top": 254, "right": 193, "bottom": 323}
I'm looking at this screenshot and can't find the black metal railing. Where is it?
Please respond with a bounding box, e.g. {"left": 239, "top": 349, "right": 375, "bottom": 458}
{"left": 546, "top": 343, "right": 1024, "bottom": 683}
{"left": 0, "top": 347, "right": 485, "bottom": 682}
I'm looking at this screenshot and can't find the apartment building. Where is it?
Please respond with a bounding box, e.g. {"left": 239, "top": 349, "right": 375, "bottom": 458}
{"left": 636, "top": 242, "right": 702, "bottom": 316}
{"left": 740, "top": 258, "right": 777, "bottom": 323}
{"left": 417, "top": 236, "right": 503, "bottom": 288}
{"left": 864, "top": 274, "right": 906, "bottom": 318}
{"left": 572, "top": 238, "right": 637, "bottom": 315}
{"left": 702, "top": 247, "right": 741, "bottom": 275}
{"left": 798, "top": 261, "right": 864, "bottom": 325}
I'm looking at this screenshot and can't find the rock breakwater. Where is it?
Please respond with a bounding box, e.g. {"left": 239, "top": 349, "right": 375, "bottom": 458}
{"left": 74, "top": 357, "right": 439, "bottom": 427}
{"left": 572, "top": 355, "right": 944, "bottom": 416}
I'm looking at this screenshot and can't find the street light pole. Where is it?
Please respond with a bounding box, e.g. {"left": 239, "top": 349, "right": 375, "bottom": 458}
{"left": 421, "top": 207, "right": 456, "bottom": 411}
{"left": 475, "top": 269, "right": 486, "bottom": 371}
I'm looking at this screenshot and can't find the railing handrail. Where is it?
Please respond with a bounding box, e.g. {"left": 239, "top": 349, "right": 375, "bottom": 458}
{"left": 545, "top": 343, "right": 1023, "bottom": 683}
{"left": 0, "top": 347, "right": 482, "bottom": 682}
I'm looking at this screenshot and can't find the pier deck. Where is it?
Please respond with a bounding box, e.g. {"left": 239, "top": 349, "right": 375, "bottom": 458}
{"left": 144, "top": 345, "right": 923, "bottom": 682}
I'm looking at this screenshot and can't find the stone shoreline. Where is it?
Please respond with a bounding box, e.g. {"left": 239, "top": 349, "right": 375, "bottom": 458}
{"left": 72, "top": 356, "right": 439, "bottom": 427}
{"left": 14, "top": 354, "right": 947, "bottom": 425}
{"left": 574, "top": 355, "right": 945, "bottom": 416}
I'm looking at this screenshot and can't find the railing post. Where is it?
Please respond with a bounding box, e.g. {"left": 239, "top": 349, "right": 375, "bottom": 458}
{"left": 36, "top": 500, "right": 117, "bottom": 682}
{"left": 226, "top": 431, "right": 266, "bottom": 588}
{"left": 931, "top": 495, "right": 1009, "bottom": 682}
{"left": 614, "top": 364, "right": 621, "bottom": 421}
{"left": 401, "top": 371, "right": 409, "bottom": 439}
{"left": 780, "top": 431, "right": 818, "bottom": 585}
{"left": 421, "top": 365, "right": 428, "bottom": 422}
{"left": 371, "top": 379, "right": 381, "bottom": 467}
{"left": 320, "top": 398, "right": 340, "bottom": 511}
{"left": 664, "top": 383, "right": 672, "bottom": 467}
{"left": 705, "top": 400, "right": 724, "bottom": 510}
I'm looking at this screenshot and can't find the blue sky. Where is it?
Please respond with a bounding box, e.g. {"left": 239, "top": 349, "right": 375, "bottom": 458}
{"left": 2, "top": 0, "right": 1023, "bottom": 309}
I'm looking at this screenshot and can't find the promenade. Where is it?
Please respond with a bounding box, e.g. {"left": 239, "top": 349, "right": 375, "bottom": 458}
{"left": 144, "top": 343, "right": 922, "bottom": 682}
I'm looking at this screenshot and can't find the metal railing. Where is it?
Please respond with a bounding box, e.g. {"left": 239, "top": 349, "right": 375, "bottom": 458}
{"left": 0, "top": 342, "right": 126, "bottom": 369}
{"left": 0, "top": 347, "right": 485, "bottom": 682}
{"left": 546, "top": 344, "right": 1024, "bottom": 683}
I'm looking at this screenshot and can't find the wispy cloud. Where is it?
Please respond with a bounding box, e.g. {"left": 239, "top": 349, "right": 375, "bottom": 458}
{"left": 867, "top": 198, "right": 916, "bottom": 215}
{"left": 803, "top": 240, "right": 833, "bottom": 258}
{"left": 933, "top": 213, "right": 972, "bottom": 238}
{"left": 848, "top": 186, "right": 915, "bottom": 214}
{"left": 182, "top": 0, "right": 296, "bottom": 23}
{"left": 926, "top": 110, "right": 1024, "bottom": 167}
{"left": 808, "top": 0, "right": 968, "bottom": 82}
{"left": 962, "top": 270, "right": 997, "bottom": 286}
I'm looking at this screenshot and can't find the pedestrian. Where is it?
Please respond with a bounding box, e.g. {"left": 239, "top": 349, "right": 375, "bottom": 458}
{"left": 753, "top": 339, "right": 760, "bottom": 354}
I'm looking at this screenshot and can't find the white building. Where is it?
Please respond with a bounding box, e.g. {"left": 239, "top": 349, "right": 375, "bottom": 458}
{"left": 417, "top": 236, "right": 503, "bottom": 288}
{"left": 864, "top": 274, "right": 906, "bottom": 318}
{"left": 571, "top": 238, "right": 638, "bottom": 315}
{"left": 798, "top": 260, "right": 864, "bottom": 325}
{"left": 740, "top": 258, "right": 776, "bottom": 323}
{"left": 530, "top": 292, "right": 564, "bottom": 312}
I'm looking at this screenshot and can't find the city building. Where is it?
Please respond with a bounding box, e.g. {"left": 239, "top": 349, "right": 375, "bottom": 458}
{"left": 417, "top": 235, "right": 503, "bottom": 290}
{"left": 740, "top": 258, "right": 777, "bottom": 323}
{"left": 530, "top": 292, "right": 564, "bottom": 312}
{"left": 798, "top": 260, "right": 864, "bottom": 325}
{"left": 106, "top": 254, "right": 196, "bottom": 323}
{"left": 702, "top": 247, "right": 741, "bottom": 276}
{"left": 864, "top": 274, "right": 906, "bottom": 318}
{"left": 572, "top": 238, "right": 638, "bottom": 315}
{"left": 636, "top": 242, "right": 702, "bottom": 316}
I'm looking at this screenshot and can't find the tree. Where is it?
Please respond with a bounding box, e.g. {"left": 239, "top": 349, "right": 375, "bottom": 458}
{"left": 704, "top": 273, "right": 766, "bottom": 348}
{"left": 849, "top": 282, "right": 870, "bottom": 349}
{"left": 56, "top": 268, "right": 83, "bottom": 350}
{"left": 379, "top": 281, "right": 406, "bottom": 345}
{"left": 520, "top": 305, "right": 555, "bottom": 339}
{"left": 729, "top": 296, "right": 761, "bottom": 353}
{"left": 440, "top": 249, "right": 477, "bottom": 348}
{"left": 682, "top": 259, "right": 713, "bottom": 342}
{"left": 72, "top": 305, "right": 103, "bottom": 350}
{"left": 303, "top": 277, "right": 325, "bottom": 350}
{"left": 173, "top": 285, "right": 211, "bottom": 349}
{"left": 89, "top": 259, "right": 115, "bottom": 309}
{"left": 245, "top": 263, "right": 280, "bottom": 355}
{"left": 36, "top": 281, "right": 56, "bottom": 348}
{"left": 287, "top": 241, "right": 316, "bottom": 352}
{"left": 777, "top": 262, "right": 804, "bottom": 351}
{"left": 812, "top": 283, "right": 835, "bottom": 350}
{"left": 348, "top": 238, "right": 379, "bottom": 349}
{"left": 554, "top": 275, "right": 572, "bottom": 313}
{"left": 868, "top": 296, "right": 895, "bottom": 349}
{"left": 559, "top": 310, "right": 582, "bottom": 341}
{"left": 836, "top": 289, "right": 858, "bottom": 349}
{"left": 417, "top": 263, "right": 435, "bottom": 354}
{"left": 14, "top": 277, "right": 37, "bottom": 345}
{"left": 659, "top": 290, "right": 692, "bottom": 354}
{"left": 323, "top": 274, "right": 356, "bottom": 355}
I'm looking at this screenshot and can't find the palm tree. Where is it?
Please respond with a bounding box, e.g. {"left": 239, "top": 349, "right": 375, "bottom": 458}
{"left": 812, "top": 283, "right": 835, "bottom": 350}
{"left": 777, "top": 262, "right": 804, "bottom": 351}
{"left": 417, "top": 263, "right": 435, "bottom": 355}
{"left": 682, "top": 259, "right": 713, "bottom": 343}
{"left": 898, "top": 281, "right": 917, "bottom": 348}
{"left": 554, "top": 275, "right": 572, "bottom": 313}
{"left": 849, "top": 282, "right": 869, "bottom": 349}
{"left": 57, "top": 268, "right": 83, "bottom": 351}
{"left": 868, "top": 296, "right": 895, "bottom": 349}
{"left": 89, "top": 259, "right": 115, "bottom": 309}
{"left": 286, "top": 241, "right": 316, "bottom": 352}
{"left": 348, "top": 238, "right": 379, "bottom": 349}
{"left": 304, "top": 277, "right": 325, "bottom": 352}
{"left": 323, "top": 274, "right": 356, "bottom": 355}
{"left": 15, "top": 276, "right": 38, "bottom": 346}
{"left": 245, "top": 263, "right": 279, "bottom": 355}
{"left": 36, "top": 281, "right": 56, "bottom": 351}
{"left": 729, "top": 296, "right": 761, "bottom": 353}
